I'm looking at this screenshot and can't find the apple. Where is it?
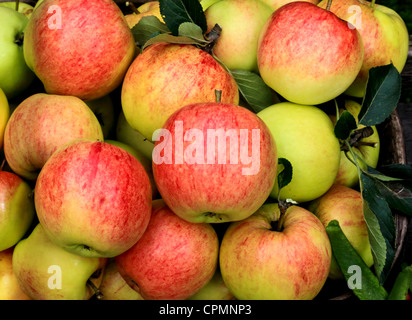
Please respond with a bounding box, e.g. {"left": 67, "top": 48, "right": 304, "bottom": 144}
{"left": 188, "top": 268, "right": 236, "bottom": 300}
{"left": 219, "top": 203, "right": 331, "bottom": 300}
{"left": 332, "top": 100, "right": 380, "bottom": 188}
{"left": 204, "top": 0, "right": 273, "bottom": 72}
{"left": 257, "top": 102, "right": 341, "bottom": 203}
{"left": 121, "top": 42, "right": 239, "bottom": 141}
{"left": 308, "top": 184, "right": 374, "bottom": 279}
{"left": 318, "top": 0, "right": 409, "bottom": 98}
{"left": 260, "top": 0, "right": 319, "bottom": 11}
{"left": 105, "top": 139, "right": 157, "bottom": 199}
{"left": 0, "top": 88, "right": 10, "bottom": 149}
{"left": 116, "top": 110, "right": 154, "bottom": 160}
{"left": 12, "top": 224, "right": 107, "bottom": 300}
{"left": 124, "top": 0, "right": 164, "bottom": 29}
{"left": 85, "top": 95, "right": 116, "bottom": 139}
{"left": 0, "top": 7, "right": 35, "bottom": 100}
{"left": 23, "top": 0, "right": 136, "bottom": 101}
{"left": 34, "top": 140, "right": 152, "bottom": 258}
{"left": 4, "top": 93, "right": 104, "bottom": 181}
{"left": 99, "top": 259, "right": 143, "bottom": 300}
{"left": 0, "top": 2, "right": 34, "bottom": 18}
{"left": 0, "top": 171, "right": 35, "bottom": 252}
{"left": 0, "top": 247, "right": 31, "bottom": 300}
{"left": 257, "top": 2, "right": 364, "bottom": 105}
{"left": 152, "top": 101, "right": 278, "bottom": 223}
{"left": 115, "top": 199, "right": 219, "bottom": 300}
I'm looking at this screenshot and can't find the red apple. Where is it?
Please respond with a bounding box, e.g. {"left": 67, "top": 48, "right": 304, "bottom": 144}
{"left": 121, "top": 42, "right": 239, "bottom": 141}
{"left": 4, "top": 93, "right": 104, "bottom": 180}
{"left": 219, "top": 203, "right": 331, "bottom": 300}
{"left": 116, "top": 199, "right": 219, "bottom": 300}
{"left": 23, "top": 0, "right": 136, "bottom": 100}
{"left": 152, "top": 102, "right": 278, "bottom": 223}
{"left": 34, "top": 140, "right": 152, "bottom": 258}
{"left": 257, "top": 2, "right": 364, "bottom": 105}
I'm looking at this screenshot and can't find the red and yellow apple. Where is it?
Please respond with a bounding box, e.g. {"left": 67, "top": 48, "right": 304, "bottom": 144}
{"left": 121, "top": 42, "right": 239, "bottom": 141}
{"left": 23, "top": 0, "right": 136, "bottom": 100}
{"left": 219, "top": 203, "right": 331, "bottom": 300}
{"left": 260, "top": 0, "right": 319, "bottom": 11}
{"left": 34, "top": 140, "right": 152, "bottom": 258}
{"left": 116, "top": 199, "right": 219, "bottom": 300}
{"left": 257, "top": 2, "right": 364, "bottom": 105}
{"left": 4, "top": 93, "right": 104, "bottom": 181}
{"left": 152, "top": 102, "right": 278, "bottom": 223}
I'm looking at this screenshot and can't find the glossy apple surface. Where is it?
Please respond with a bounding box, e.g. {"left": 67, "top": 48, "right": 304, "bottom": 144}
{"left": 257, "top": 2, "right": 363, "bottom": 105}
{"left": 34, "top": 140, "right": 152, "bottom": 258}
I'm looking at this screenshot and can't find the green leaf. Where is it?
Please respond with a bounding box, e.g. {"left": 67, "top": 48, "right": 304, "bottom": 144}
{"left": 388, "top": 265, "right": 412, "bottom": 300}
{"left": 360, "top": 172, "right": 397, "bottom": 284}
{"left": 178, "top": 22, "right": 209, "bottom": 43}
{"left": 142, "top": 33, "right": 203, "bottom": 51}
{"left": 229, "top": 69, "right": 274, "bottom": 113}
{"left": 379, "top": 164, "right": 412, "bottom": 182}
{"left": 334, "top": 110, "right": 358, "bottom": 140}
{"left": 359, "top": 64, "right": 402, "bottom": 127}
{"left": 326, "top": 220, "right": 388, "bottom": 300}
{"left": 277, "top": 158, "right": 292, "bottom": 192}
{"left": 131, "top": 15, "right": 170, "bottom": 47}
{"left": 159, "top": 0, "right": 207, "bottom": 36}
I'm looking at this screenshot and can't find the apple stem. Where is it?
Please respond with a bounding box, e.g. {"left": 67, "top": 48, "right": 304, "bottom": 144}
{"left": 277, "top": 200, "right": 292, "bottom": 231}
{"left": 125, "top": 1, "right": 139, "bottom": 14}
{"left": 370, "top": 0, "right": 376, "bottom": 9}
{"left": 15, "top": 0, "right": 20, "bottom": 12}
{"left": 215, "top": 89, "right": 222, "bottom": 103}
{"left": 326, "top": 0, "right": 333, "bottom": 11}
{"left": 87, "top": 279, "right": 104, "bottom": 300}
{"left": 0, "top": 158, "right": 5, "bottom": 171}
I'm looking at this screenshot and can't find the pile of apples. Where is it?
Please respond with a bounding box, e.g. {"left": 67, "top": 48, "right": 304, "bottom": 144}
{"left": 0, "top": 0, "right": 409, "bottom": 301}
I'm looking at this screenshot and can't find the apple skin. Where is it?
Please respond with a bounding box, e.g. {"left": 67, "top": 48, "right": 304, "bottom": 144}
{"left": 12, "top": 224, "right": 107, "bottom": 300}
{"left": 0, "top": 7, "right": 35, "bottom": 100}
{"left": 4, "top": 93, "right": 104, "bottom": 181}
{"left": 257, "top": 102, "right": 341, "bottom": 203}
{"left": 257, "top": 2, "right": 364, "bottom": 105}
{"left": 116, "top": 110, "right": 154, "bottom": 160}
{"left": 0, "top": 88, "right": 10, "bottom": 149}
{"left": 121, "top": 42, "right": 239, "bottom": 141}
{"left": 0, "top": 247, "right": 32, "bottom": 300}
{"left": 152, "top": 102, "right": 278, "bottom": 223}
{"left": 318, "top": 0, "right": 409, "bottom": 98}
{"left": 260, "top": 0, "right": 319, "bottom": 11}
{"left": 116, "top": 199, "right": 219, "bottom": 300}
{"left": 188, "top": 268, "right": 236, "bottom": 300}
{"left": 124, "top": 1, "right": 164, "bottom": 28}
{"left": 308, "top": 184, "right": 374, "bottom": 279}
{"left": 204, "top": 0, "right": 273, "bottom": 72}
{"left": 0, "top": 171, "right": 35, "bottom": 252}
{"left": 99, "top": 259, "right": 143, "bottom": 300}
{"left": 219, "top": 203, "right": 331, "bottom": 300}
{"left": 23, "top": 0, "right": 136, "bottom": 101}
{"left": 34, "top": 140, "right": 152, "bottom": 258}
{"left": 332, "top": 100, "right": 380, "bottom": 188}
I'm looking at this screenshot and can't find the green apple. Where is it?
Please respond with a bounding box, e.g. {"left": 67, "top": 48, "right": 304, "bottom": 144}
{"left": 0, "top": 247, "right": 32, "bottom": 300}
{"left": 219, "top": 203, "right": 331, "bottom": 300}
{"left": 99, "top": 259, "right": 143, "bottom": 300}
{"left": 85, "top": 95, "right": 116, "bottom": 139}
{"left": 308, "top": 184, "right": 374, "bottom": 279}
{"left": 204, "top": 0, "right": 273, "bottom": 72}
{"left": 4, "top": 93, "right": 104, "bottom": 181}
{"left": 0, "top": 171, "right": 35, "bottom": 252}
{"left": 257, "top": 102, "right": 341, "bottom": 203}
{"left": 12, "top": 224, "right": 107, "bottom": 300}
{"left": 116, "top": 110, "right": 154, "bottom": 160}
{"left": 257, "top": 2, "right": 363, "bottom": 105}
{"left": 332, "top": 100, "right": 380, "bottom": 188}
{"left": 0, "top": 88, "right": 10, "bottom": 149}
{"left": 318, "top": 0, "right": 409, "bottom": 98}
{"left": 105, "top": 139, "right": 157, "bottom": 199}
{"left": 0, "top": 6, "right": 35, "bottom": 100}
{"left": 188, "top": 268, "right": 236, "bottom": 300}
{"left": 0, "top": 2, "right": 34, "bottom": 18}
{"left": 201, "top": 0, "right": 222, "bottom": 11}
